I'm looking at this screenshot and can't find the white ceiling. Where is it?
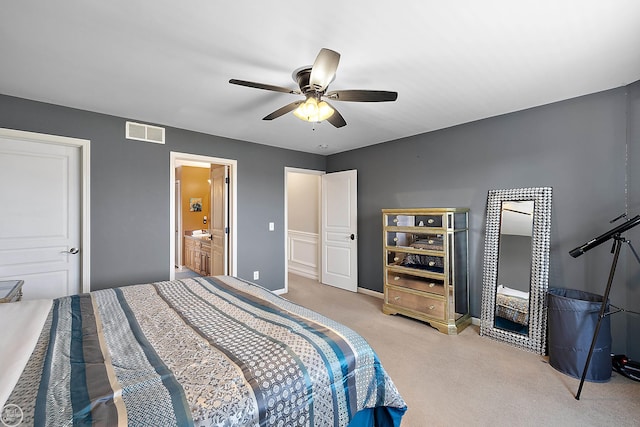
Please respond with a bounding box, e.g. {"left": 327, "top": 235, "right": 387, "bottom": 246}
{"left": 2, "top": 1, "right": 639, "bottom": 155}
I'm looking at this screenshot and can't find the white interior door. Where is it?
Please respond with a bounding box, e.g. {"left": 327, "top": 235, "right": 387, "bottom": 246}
{"left": 0, "top": 132, "right": 83, "bottom": 299}
{"left": 210, "top": 164, "right": 228, "bottom": 275}
{"left": 321, "top": 170, "right": 358, "bottom": 292}
{"left": 175, "top": 180, "right": 182, "bottom": 268}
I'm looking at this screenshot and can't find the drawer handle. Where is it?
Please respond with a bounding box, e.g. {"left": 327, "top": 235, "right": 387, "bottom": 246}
{"left": 428, "top": 305, "right": 435, "bottom": 310}
{"left": 394, "top": 257, "right": 400, "bottom": 262}
{"left": 394, "top": 276, "right": 400, "bottom": 281}
{"left": 428, "top": 261, "right": 436, "bottom": 266}
{"left": 428, "top": 240, "right": 434, "bottom": 244}
{"left": 429, "top": 283, "right": 435, "bottom": 288}
{"left": 427, "top": 218, "right": 435, "bottom": 224}
{"left": 394, "top": 296, "right": 401, "bottom": 301}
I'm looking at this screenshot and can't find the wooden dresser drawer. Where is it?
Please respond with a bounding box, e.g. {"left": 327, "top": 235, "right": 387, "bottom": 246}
{"left": 386, "top": 271, "right": 445, "bottom": 296}
{"left": 386, "top": 288, "right": 445, "bottom": 320}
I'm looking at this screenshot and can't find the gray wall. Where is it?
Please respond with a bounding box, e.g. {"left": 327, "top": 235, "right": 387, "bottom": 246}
{"left": 626, "top": 80, "right": 640, "bottom": 359}
{"left": 0, "top": 94, "right": 325, "bottom": 291}
{"left": 497, "top": 235, "right": 532, "bottom": 293}
{"left": 328, "top": 86, "right": 640, "bottom": 357}
{"left": 3, "top": 82, "right": 639, "bottom": 358}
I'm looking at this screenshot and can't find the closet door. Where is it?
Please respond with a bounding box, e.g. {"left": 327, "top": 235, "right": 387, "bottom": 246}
{"left": 0, "top": 131, "right": 84, "bottom": 299}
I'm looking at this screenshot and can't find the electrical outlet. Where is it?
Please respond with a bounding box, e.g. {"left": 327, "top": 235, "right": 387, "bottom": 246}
{"left": 253, "top": 271, "right": 259, "bottom": 280}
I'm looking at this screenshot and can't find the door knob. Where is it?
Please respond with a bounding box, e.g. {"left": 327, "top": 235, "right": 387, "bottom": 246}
{"left": 62, "top": 248, "right": 80, "bottom": 254}
{"left": 350, "top": 233, "right": 355, "bottom": 240}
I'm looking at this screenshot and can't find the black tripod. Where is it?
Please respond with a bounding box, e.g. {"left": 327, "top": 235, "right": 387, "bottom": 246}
{"left": 570, "top": 214, "right": 640, "bottom": 400}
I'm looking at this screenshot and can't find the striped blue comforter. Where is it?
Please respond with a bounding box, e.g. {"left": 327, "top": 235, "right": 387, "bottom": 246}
{"left": 6, "top": 276, "right": 406, "bottom": 426}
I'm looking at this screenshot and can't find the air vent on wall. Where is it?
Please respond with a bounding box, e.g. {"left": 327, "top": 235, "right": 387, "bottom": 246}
{"left": 126, "top": 121, "right": 165, "bottom": 144}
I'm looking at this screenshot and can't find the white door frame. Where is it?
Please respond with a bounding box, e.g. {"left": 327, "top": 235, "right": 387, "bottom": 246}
{"left": 283, "top": 167, "right": 324, "bottom": 294}
{"left": 0, "top": 127, "right": 91, "bottom": 293}
{"left": 169, "top": 152, "right": 237, "bottom": 279}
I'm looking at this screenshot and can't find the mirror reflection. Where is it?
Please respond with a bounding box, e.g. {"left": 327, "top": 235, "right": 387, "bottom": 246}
{"left": 494, "top": 201, "right": 534, "bottom": 335}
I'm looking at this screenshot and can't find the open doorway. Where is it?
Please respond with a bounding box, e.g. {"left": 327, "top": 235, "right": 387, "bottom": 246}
{"left": 170, "top": 152, "right": 237, "bottom": 280}
{"left": 284, "top": 167, "right": 323, "bottom": 293}
{"left": 285, "top": 168, "right": 359, "bottom": 294}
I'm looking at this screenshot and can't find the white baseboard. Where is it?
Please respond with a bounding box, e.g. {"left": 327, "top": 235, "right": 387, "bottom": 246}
{"left": 357, "top": 287, "right": 383, "bottom": 299}
{"left": 288, "top": 266, "right": 318, "bottom": 280}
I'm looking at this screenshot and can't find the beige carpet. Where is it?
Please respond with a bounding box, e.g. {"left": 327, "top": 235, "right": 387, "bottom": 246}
{"left": 284, "top": 274, "right": 640, "bottom": 427}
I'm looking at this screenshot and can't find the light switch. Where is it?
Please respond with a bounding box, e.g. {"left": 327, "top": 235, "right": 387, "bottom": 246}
{"left": 269, "top": 222, "right": 274, "bottom": 231}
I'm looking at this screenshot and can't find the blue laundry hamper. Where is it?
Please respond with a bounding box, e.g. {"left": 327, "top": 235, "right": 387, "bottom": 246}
{"left": 547, "top": 288, "right": 612, "bottom": 382}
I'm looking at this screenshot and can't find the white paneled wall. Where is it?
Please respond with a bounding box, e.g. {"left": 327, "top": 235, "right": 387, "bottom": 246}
{"left": 287, "top": 230, "right": 318, "bottom": 279}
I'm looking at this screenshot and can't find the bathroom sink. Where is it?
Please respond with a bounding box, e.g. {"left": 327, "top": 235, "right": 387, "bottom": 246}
{"left": 188, "top": 231, "right": 211, "bottom": 240}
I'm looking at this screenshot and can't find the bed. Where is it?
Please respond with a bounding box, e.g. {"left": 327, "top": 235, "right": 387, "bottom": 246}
{"left": 495, "top": 284, "right": 530, "bottom": 326}
{"left": 0, "top": 276, "right": 406, "bottom": 426}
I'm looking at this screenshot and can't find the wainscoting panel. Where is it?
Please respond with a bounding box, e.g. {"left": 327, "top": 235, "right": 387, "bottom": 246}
{"left": 288, "top": 230, "right": 318, "bottom": 280}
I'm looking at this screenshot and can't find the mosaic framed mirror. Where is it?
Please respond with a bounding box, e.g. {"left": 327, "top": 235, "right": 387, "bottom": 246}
{"left": 480, "top": 187, "right": 552, "bottom": 354}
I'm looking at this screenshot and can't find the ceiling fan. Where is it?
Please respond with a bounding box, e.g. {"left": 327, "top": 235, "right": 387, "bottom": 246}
{"left": 229, "top": 48, "right": 398, "bottom": 128}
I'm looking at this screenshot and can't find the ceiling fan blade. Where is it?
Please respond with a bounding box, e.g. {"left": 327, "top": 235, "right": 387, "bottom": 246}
{"left": 325, "top": 90, "right": 398, "bottom": 102}
{"left": 263, "top": 100, "right": 304, "bottom": 120}
{"left": 309, "top": 48, "right": 340, "bottom": 92}
{"left": 229, "top": 79, "right": 300, "bottom": 94}
{"left": 325, "top": 102, "right": 347, "bottom": 128}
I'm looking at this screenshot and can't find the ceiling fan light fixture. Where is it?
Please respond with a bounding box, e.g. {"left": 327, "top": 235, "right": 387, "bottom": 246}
{"left": 293, "top": 97, "right": 334, "bottom": 123}
{"left": 230, "top": 48, "right": 396, "bottom": 128}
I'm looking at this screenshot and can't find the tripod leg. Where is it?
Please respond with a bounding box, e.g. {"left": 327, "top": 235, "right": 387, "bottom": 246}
{"left": 626, "top": 240, "right": 640, "bottom": 266}
{"left": 575, "top": 237, "right": 621, "bottom": 400}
